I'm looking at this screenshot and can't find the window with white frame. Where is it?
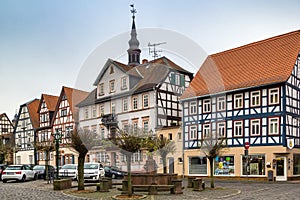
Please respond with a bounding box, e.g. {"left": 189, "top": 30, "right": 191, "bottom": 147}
{"left": 61, "top": 109, "right": 67, "bottom": 117}
{"left": 100, "top": 104, "right": 104, "bottom": 116}
{"left": 133, "top": 120, "right": 138, "bottom": 134}
{"left": 203, "top": 124, "right": 211, "bottom": 138}
{"left": 123, "top": 98, "right": 128, "bottom": 112}
{"left": 234, "top": 94, "right": 243, "bottom": 109}
{"left": 190, "top": 101, "right": 197, "bottom": 115}
{"left": 143, "top": 120, "right": 149, "bottom": 132}
{"left": 269, "top": 117, "right": 279, "bottom": 135}
{"left": 217, "top": 122, "right": 226, "bottom": 137}
{"left": 111, "top": 101, "right": 116, "bottom": 114}
{"left": 217, "top": 96, "right": 226, "bottom": 111}
{"left": 121, "top": 77, "right": 127, "bottom": 90}
{"left": 133, "top": 96, "right": 138, "bottom": 110}
{"left": 84, "top": 107, "right": 89, "bottom": 119}
{"left": 109, "top": 80, "right": 115, "bottom": 93}
{"left": 99, "top": 83, "right": 104, "bottom": 96}
{"left": 92, "top": 106, "right": 97, "bottom": 118}
{"left": 203, "top": 99, "right": 211, "bottom": 113}
{"left": 250, "top": 91, "right": 261, "bottom": 107}
{"left": 269, "top": 88, "right": 279, "bottom": 105}
{"left": 234, "top": 121, "right": 243, "bottom": 137}
{"left": 250, "top": 119, "right": 261, "bottom": 136}
{"left": 190, "top": 126, "right": 197, "bottom": 140}
{"left": 143, "top": 94, "right": 149, "bottom": 108}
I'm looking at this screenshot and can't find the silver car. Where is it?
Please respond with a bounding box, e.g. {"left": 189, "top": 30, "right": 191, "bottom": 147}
{"left": 2, "top": 165, "right": 37, "bottom": 183}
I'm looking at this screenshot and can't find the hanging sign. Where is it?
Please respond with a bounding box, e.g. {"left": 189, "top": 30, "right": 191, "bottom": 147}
{"left": 287, "top": 138, "right": 294, "bottom": 149}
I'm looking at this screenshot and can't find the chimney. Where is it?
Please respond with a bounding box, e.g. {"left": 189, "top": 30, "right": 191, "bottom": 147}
{"left": 142, "top": 59, "right": 148, "bottom": 64}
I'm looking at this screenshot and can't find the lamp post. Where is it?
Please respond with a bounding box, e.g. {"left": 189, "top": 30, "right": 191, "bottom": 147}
{"left": 53, "top": 129, "right": 62, "bottom": 180}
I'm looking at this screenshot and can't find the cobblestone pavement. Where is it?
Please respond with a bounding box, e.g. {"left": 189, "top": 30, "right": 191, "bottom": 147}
{"left": 1, "top": 179, "right": 300, "bottom": 200}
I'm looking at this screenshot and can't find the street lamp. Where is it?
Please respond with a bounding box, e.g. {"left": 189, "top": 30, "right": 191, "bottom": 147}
{"left": 53, "top": 129, "right": 62, "bottom": 180}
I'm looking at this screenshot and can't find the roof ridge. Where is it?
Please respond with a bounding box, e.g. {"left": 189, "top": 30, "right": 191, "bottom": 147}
{"left": 212, "top": 30, "right": 300, "bottom": 57}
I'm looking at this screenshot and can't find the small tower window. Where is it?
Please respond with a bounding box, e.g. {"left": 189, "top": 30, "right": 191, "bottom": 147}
{"left": 110, "top": 66, "right": 114, "bottom": 74}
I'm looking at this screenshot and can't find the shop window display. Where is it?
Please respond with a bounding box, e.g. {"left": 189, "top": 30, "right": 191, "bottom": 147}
{"left": 293, "top": 154, "right": 300, "bottom": 175}
{"left": 242, "top": 154, "right": 265, "bottom": 175}
{"left": 189, "top": 156, "right": 207, "bottom": 174}
{"left": 214, "top": 156, "right": 235, "bottom": 175}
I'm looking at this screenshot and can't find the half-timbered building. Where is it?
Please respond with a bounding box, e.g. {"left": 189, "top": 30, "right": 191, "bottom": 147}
{"left": 52, "top": 86, "right": 89, "bottom": 166}
{"left": 36, "top": 94, "right": 58, "bottom": 165}
{"left": 14, "top": 99, "right": 40, "bottom": 165}
{"left": 0, "top": 113, "right": 14, "bottom": 164}
{"left": 77, "top": 11, "right": 193, "bottom": 171}
{"left": 181, "top": 30, "right": 300, "bottom": 181}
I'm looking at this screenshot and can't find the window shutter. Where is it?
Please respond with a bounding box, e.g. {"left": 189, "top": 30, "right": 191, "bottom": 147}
{"left": 180, "top": 74, "right": 185, "bottom": 86}
{"left": 170, "top": 73, "right": 175, "bottom": 84}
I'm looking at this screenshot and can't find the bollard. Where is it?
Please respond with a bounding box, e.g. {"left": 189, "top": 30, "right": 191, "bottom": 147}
{"left": 187, "top": 177, "right": 194, "bottom": 188}
{"left": 192, "top": 178, "right": 203, "bottom": 191}
{"left": 96, "top": 179, "right": 109, "bottom": 192}
{"left": 122, "top": 180, "right": 129, "bottom": 194}
{"left": 171, "top": 179, "right": 183, "bottom": 194}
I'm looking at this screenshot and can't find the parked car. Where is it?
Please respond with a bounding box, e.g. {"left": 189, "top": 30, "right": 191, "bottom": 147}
{"left": 58, "top": 164, "right": 77, "bottom": 180}
{"left": 0, "top": 164, "right": 7, "bottom": 181}
{"left": 82, "top": 163, "right": 105, "bottom": 182}
{"left": 32, "top": 165, "right": 55, "bottom": 179}
{"left": 104, "top": 166, "right": 125, "bottom": 179}
{"left": 2, "top": 164, "right": 37, "bottom": 183}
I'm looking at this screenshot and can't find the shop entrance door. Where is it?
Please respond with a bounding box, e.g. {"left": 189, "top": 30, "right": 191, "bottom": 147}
{"left": 276, "top": 157, "right": 287, "bottom": 181}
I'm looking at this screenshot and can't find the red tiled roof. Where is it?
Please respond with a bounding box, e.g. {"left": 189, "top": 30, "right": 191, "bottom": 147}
{"left": 181, "top": 30, "right": 300, "bottom": 99}
{"left": 62, "top": 86, "right": 89, "bottom": 112}
{"left": 27, "top": 99, "right": 40, "bottom": 129}
{"left": 59, "top": 86, "right": 89, "bottom": 122}
{"left": 39, "top": 94, "right": 59, "bottom": 112}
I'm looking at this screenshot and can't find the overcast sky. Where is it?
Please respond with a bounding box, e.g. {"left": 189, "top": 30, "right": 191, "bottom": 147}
{"left": 1, "top": 0, "right": 300, "bottom": 119}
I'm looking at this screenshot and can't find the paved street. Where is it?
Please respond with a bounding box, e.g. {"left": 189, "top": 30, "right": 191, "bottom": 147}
{"left": 0, "top": 179, "right": 300, "bottom": 200}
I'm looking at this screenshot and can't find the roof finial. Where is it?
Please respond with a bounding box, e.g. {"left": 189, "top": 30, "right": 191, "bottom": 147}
{"left": 128, "top": 4, "right": 141, "bottom": 65}
{"left": 130, "top": 4, "right": 136, "bottom": 19}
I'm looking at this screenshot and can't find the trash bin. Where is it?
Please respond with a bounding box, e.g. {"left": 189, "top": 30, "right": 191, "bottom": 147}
{"left": 267, "top": 170, "right": 273, "bottom": 181}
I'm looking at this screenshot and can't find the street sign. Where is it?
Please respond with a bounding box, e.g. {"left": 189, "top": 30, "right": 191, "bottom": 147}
{"left": 245, "top": 142, "right": 250, "bottom": 150}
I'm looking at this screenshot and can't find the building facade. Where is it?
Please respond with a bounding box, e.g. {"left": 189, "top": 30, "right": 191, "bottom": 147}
{"left": 181, "top": 30, "right": 300, "bottom": 181}
{"left": 0, "top": 113, "right": 14, "bottom": 164}
{"left": 77, "top": 11, "right": 193, "bottom": 171}
{"left": 52, "top": 86, "right": 89, "bottom": 166}
{"left": 14, "top": 99, "right": 40, "bottom": 165}
{"left": 36, "top": 94, "right": 59, "bottom": 166}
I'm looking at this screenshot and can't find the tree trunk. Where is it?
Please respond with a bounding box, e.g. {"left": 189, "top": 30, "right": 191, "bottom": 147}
{"left": 45, "top": 150, "right": 49, "bottom": 181}
{"left": 126, "top": 153, "right": 133, "bottom": 197}
{"left": 77, "top": 153, "right": 86, "bottom": 190}
{"left": 209, "top": 157, "right": 215, "bottom": 188}
{"left": 162, "top": 154, "right": 167, "bottom": 174}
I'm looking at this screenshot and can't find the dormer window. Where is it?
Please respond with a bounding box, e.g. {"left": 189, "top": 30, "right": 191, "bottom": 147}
{"left": 98, "top": 83, "right": 104, "bottom": 96}
{"left": 121, "top": 77, "right": 127, "bottom": 90}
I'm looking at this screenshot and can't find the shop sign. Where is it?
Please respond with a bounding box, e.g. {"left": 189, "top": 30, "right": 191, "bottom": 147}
{"left": 287, "top": 138, "right": 294, "bottom": 149}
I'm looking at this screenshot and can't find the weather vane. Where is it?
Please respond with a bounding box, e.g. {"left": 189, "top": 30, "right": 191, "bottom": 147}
{"left": 130, "top": 4, "right": 136, "bottom": 18}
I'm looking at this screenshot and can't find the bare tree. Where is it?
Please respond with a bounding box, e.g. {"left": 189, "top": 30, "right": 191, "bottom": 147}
{"left": 156, "top": 136, "right": 176, "bottom": 174}
{"left": 110, "top": 126, "right": 144, "bottom": 197}
{"left": 200, "top": 134, "right": 227, "bottom": 188}
{"left": 70, "top": 127, "right": 98, "bottom": 190}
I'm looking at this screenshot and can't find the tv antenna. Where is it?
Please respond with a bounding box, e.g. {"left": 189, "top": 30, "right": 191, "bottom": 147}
{"left": 148, "top": 42, "right": 166, "bottom": 59}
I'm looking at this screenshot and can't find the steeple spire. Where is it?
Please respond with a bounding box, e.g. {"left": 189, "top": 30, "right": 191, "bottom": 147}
{"left": 128, "top": 4, "right": 141, "bottom": 66}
